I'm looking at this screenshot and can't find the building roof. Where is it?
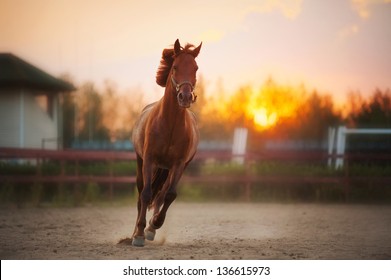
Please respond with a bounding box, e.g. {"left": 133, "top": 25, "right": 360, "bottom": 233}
{"left": 0, "top": 53, "right": 75, "bottom": 93}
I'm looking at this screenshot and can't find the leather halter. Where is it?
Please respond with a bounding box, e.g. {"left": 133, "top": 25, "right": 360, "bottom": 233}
{"left": 171, "top": 75, "right": 197, "bottom": 103}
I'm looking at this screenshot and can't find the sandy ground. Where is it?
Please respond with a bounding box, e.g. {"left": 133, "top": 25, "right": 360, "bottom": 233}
{"left": 0, "top": 202, "right": 390, "bottom": 260}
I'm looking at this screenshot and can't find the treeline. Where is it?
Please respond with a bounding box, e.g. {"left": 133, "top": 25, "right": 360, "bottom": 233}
{"left": 196, "top": 78, "right": 391, "bottom": 140}
{"left": 61, "top": 75, "right": 391, "bottom": 149}
{"left": 62, "top": 78, "right": 145, "bottom": 148}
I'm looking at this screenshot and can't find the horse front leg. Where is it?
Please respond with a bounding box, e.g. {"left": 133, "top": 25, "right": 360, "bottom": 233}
{"left": 145, "top": 165, "right": 183, "bottom": 241}
{"left": 132, "top": 160, "right": 153, "bottom": 247}
{"left": 145, "top": 187, "right": 177, "bottom": 241}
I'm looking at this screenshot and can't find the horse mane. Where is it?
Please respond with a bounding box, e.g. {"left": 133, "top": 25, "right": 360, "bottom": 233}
{"left": 156, "top": 43, "right": 197, "bottom": 87}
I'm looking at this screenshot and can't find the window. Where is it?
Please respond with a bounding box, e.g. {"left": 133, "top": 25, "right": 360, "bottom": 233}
{"left": 35, "top": 93, "right": 54, "bottom": 119}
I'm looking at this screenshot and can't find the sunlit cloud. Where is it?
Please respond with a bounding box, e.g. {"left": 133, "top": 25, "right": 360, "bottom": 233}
{"left": 196, "top": 29, "right": 225, "bottom": 43}
{"left": 244, "top": 0, "right": 304, "bottom": 19}
{"left": 338, "top": 24, "right": 359, "bottom": 40}
{"left": 192, "top": 1, "right": 304, "bottom": 45}
{"left": 351, "top": 0, "right": 391, "bottom": 18}
{"left": 1, "top": 0, "right": 390, "bottom": 103}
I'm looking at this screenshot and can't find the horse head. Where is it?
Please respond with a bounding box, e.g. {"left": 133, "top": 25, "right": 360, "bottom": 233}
{"left": 156, "top": 39, "right": 202, "bottom": 108}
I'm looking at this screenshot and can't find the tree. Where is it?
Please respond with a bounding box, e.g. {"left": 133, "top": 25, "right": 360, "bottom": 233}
{"left": 348, "top": 89, "right": 391, "bottom": 128}
{"left": 196, "top": 77, "right": 232, "bottom": 140}
{"left": 294, "top": 91, "right": 341, "bottom": 141}
{"left": 62, "top": 91, "right": 76, "bottom": 148}
{"left": 125, "top": 86, "right": 147, "bottom": 139}
{"left": 77, "top": 82, "right": 109, "bottom": 142}
{"left": 101, "top": 80, "right": 121, "bottom": 141}
{"left": 345, "top": 89, "right": 391, "bottom": 152}
{"left": 58, "top": 73, "right": 76, "bottom": 148}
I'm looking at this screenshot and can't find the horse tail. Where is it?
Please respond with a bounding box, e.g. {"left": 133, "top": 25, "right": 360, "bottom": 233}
{"left": 149, "top": 168, "right": 169, "bottom": 209}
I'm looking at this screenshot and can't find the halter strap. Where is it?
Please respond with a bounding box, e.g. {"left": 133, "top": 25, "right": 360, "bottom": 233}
{"left": 171, "top": 75, "right": 197, "bottom": 103}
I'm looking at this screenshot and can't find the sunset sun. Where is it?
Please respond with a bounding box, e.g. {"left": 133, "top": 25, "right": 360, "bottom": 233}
{"left": 253, "top": 107, "right": 278, "bottom": 129}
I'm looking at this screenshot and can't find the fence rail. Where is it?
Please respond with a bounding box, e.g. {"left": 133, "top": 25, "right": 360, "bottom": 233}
{"left": 1, "top": 147, "right": 391, "bottom": 196}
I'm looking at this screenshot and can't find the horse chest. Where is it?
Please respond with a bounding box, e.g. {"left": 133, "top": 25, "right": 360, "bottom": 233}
{"left": 156, "top": 138, "right": 190, "bottom": 164}
{"left": 137, "top": 104, "right": 198, "bottom": 168}
{"left": 147, "top": 128, "right": 191, "bottom": 166}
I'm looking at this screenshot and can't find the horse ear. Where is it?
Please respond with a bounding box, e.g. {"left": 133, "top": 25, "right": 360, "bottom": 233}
{"left": 174, "top": 39, "right": 181, "bottom": 56}
{"left": 192, "top": 42, "right": 202, "bottom": 58}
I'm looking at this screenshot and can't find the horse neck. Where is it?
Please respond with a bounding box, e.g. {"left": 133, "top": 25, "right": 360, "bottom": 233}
{"left": 160, "top": 83, "right": 186, "bottom": 125}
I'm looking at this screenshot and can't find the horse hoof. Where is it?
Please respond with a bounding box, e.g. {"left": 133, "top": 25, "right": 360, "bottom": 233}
{"left": 132, "top": 236, "right": 145, "bottom": 247}
{"left": 145, "top": 229, "right": 156, "bottom": 241}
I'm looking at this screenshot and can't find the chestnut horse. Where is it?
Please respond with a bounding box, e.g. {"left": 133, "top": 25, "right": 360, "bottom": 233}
{"left": 131, "top": 39, "right": 202, "bottom": 246}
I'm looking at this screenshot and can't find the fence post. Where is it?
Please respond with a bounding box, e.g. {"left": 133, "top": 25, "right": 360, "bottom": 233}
{"left": 344, "top": 153, "right": 351, "bottom": 202}
{"left": 73, "top": 160, "right": 82, "bottom": 206}
{"left": 36, "top": 157, "right": 42, "bottom": 181}
{"left": 60, "top": 160, "right": 65, "bottom": 183}
{"left": 34, "top": 156, "right": 43, "bottom": 207}
{"left": 109, "top": 159, "right": 113, "bottom": 201}
{"left": 244, "top": 160, "right": 252, "bottom": 201}
{"left": 232, "top": 127, "right": 248, "bottom": 165}
{"left": 328, "top": 127, "right": 336, "bottom": 167}
{"left": 56, "top": 159, "right": 66, "bottom": 204}
{"left": 335, "top": 126, "right": 346, "bottom": 169}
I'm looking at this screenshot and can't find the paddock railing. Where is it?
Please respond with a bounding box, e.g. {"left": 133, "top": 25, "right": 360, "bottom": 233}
{"left": 1, "top": 147, "right": 391, "bottom": 201}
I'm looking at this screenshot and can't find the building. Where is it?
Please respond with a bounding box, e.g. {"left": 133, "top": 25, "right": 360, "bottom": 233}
{"left": 0, "top": 53, "right": 75, "bottom": 149}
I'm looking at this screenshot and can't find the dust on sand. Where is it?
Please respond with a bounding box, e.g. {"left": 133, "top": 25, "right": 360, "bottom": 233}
{"left": 1, "top": 202, "right": 390, "bottom": 259}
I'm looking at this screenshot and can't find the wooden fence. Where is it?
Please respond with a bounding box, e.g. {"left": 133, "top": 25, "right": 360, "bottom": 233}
{"left": 0, "top": 147, "right": 136, "bottom": 184}
{"left": 1, "top": 147, "right": 391, "bottom": 201}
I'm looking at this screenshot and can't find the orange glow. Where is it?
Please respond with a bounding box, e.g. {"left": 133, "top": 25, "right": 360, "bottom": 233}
{"left": 211, "top": 81, "right": 304, "bottom": 132}
{"left": 238, "top": 80, "right": 304, "bottom": 131}
{"left": 252, "top": 107, "right": 278, "bottom": 129}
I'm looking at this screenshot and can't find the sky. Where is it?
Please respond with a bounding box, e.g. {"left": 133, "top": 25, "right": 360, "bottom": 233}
{"left": 1, "top": 0, "right": 391, "bottom": 104}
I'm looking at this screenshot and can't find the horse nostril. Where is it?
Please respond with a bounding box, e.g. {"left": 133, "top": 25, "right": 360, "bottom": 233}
{"left": 178, "top": 92, "right": 184, "bottom": 101}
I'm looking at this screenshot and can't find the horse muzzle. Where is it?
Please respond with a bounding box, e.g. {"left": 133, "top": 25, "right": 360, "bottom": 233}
{"left": 177, "top": 91, "right": 196, "bottom": 108}
{"left": 172, "top": 75, "right": 197, "bottom": 108}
